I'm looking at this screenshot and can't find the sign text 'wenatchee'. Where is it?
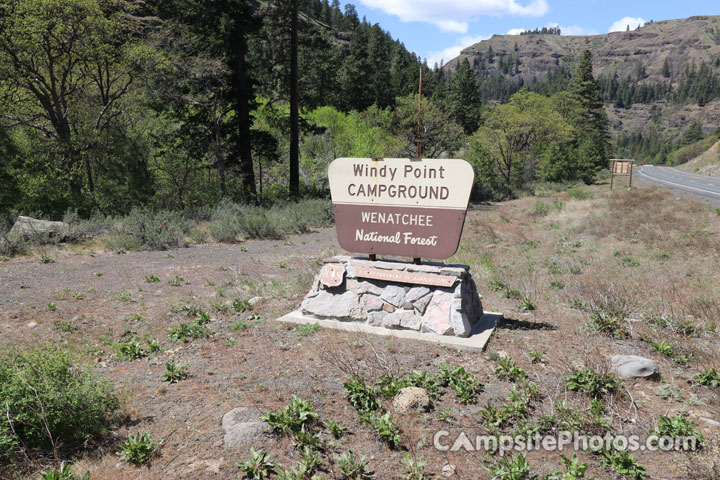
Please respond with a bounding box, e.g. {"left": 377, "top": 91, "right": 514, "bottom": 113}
{"left": 328, "top": 158, "right": 474, "bottom": 259}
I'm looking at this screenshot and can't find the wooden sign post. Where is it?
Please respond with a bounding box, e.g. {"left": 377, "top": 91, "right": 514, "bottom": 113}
{"left": 610, "top": 159, "right": 634, "bottom": 190}
{"left": 328, "top": 158, "right": 474, "bottom": 261}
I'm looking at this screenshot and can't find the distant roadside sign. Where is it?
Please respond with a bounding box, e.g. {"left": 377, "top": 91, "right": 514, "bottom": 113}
{"left": 328, "top": 158, "right": 474, "bottom": 260}
{"left": 610, "top": 159, "right": 634, "bottom": 189}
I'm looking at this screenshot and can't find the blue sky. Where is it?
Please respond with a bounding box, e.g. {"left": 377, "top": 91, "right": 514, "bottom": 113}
{"left": 343, "top": 1, "right": 719, "bottom": 67}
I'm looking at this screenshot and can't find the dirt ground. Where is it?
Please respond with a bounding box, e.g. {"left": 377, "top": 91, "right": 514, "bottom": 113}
{"left": 1, "top": 182, "right": 719, "bottom": 479}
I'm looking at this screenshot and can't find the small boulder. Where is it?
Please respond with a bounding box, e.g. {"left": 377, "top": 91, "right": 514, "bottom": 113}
{"left": 222, "top": 406, "right": 265, "bottom": 449}
{"left": 10, "top": 216, "right": 69, "bottom": 241}
{"left": 392, "top": 386, "right": 431, "bottom": 414}
{"left": 610, "top": 355, "right": 659, "bottom": 379}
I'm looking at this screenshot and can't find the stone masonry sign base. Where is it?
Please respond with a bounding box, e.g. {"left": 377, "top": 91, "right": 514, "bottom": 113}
{"left": 277, "top": 255, "right": 500, "bottom": 350}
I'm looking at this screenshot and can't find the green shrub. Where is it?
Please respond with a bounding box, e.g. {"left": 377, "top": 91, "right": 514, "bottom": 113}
{"left": 104, "top": 208, "right": 192, "bottom": 251}
{"left": 565, "top": 368, "right": 621, "bottom": 398}
{"left": 651, "top": 415, "right": 703, "bottom": 447}
{"left": 486, "top": 453, "right": 532, "bottom": 480}
{"left": 495, "top": 357, "right": 528, "bottom": 382}
{"left": 335, "top": 451, "right": 370, "bottom": 480}
{"left": 691, "top": 368, "right": 720, "bottom": 387}
{"left": 117, "top": 432, "right": 162, "bottom": 465}
{"left": 0, "top": 345, "right": 119, "bottom": 458}
{"left": 344, "top": 377, "right": 382, "bottom": 413}
{"left": 567, "top": 188, "right": 592, "bottom": 200}
{"left": 163, "top": 359, "right": 188, "bottom": 383}
{"left": 361, "top": 411, "right": 401, "bottom": 448}
{"left": 437, "top": 364, "right": 483, "bottom": 404}
{"left": 32, "top": 462, "right": 90, "bottom": 480}
{"left": 237, "top": 448, "right": 275, "bottom": 479}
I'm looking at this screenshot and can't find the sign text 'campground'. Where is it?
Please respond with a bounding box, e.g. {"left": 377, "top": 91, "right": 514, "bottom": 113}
{"left": 328, "top": 158, "right": 474, "bottom": 259}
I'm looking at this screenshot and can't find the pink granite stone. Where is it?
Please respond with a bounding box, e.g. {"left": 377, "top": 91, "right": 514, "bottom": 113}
{"left": 422, "top": 291, "right": 454, "bottom": 335}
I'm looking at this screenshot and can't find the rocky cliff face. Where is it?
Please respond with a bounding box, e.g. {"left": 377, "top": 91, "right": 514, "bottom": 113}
{"left": 446, "top": 16, "right": 720, "bottom": 82}
{"left": 444, "top": 16, "right": 720, "bottom": 139}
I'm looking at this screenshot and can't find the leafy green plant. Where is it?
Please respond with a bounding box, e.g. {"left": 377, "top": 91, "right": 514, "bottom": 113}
{"left": 326, "top": 419, "right": 347, "bottom": 439}
{"left": 0, "top": 345, "right": 119, "bottom": 457}
{"left": 407, "top": 370, "right": 443, "bottom": 398}
{"left": 146, "top": 338, "right": 162, "bottom": 353}
{"left": 488, "top": 280, "right": 508, "bottom": 292}
{"left": 568, "top": 299, "right": 588, "bottom": 311}
{"left": 335, "top": 451, "right": 370, "bottom": 480}
{"left": 230, "top": 321, "right": 250, "bottom": 331}
{"left": 528, "top": 350, "right": 545, "bottom": 363}
{"left": 362, "top": 411, "right": 401, "bottom": 448}
{"left": 587, "top": 312, "right": 628, "bottom": 338}
{"left": 621, "top": 257, "right": 640, "bottom": 267}
{"left": 545, "top": 454, "right": 588, "bottom": 479}
{"left": 261, "top": 396, "right": 320, "bottom": 437}
{"left": 650, "top": 415, "right": 703, "bottom": 446}
{"left": 568, "top": 188, "right": 592, "bottom": 200}
{"left": 39, "top": 255, "right": 54, "bottom": 264}
{"left": 167, "top": 320, "right": 210, "bottom": 342}
{"left": 565, "top": 368, "right": 621, "bottom": 398}
{"left": 651, "top": 340, "right": 674, "bottom": 356}
{"left": 54, "top": 320, "right": 76, "bottom": 333}
{"left": 401, "top": 452, "right": 427, "bottom": 480}
{"left": 144, "top": 275, "right": 160, "bottom": 283}
{"left": 116, "top": 341, "right": 147, "bottom": 360}
{"left": 233, "top": 298, "right": 253, "bottom": 312}
{"left": 519, "top": 297, "right": 536, "bottom": 312}
{"left": 344, "top": 377, "right": 382, "bottom": 412}
{"left": 504, "top": 288, "right": 522, "bottom": 299}
{"left": 168, "top": 276, "right": 183, "bottom": 286}
{"left": 438, "top": 364, "right": 483, "bottom": 404}
{"left": 32, "top": 462, "right": 90, "bottom": 480}
{"left": 117, "top": 432, "right": 162, "bottom": 465}
{"left": 495, "top": 357, "right": 528, "bottom": 382}
{"left": 236, "top": 448, "right": 276, "bottom": 479}
{"left": 595, "top": 447, "right": 647, "bottom": 480}
{"left": 487, "top": 453, "right": 532, "bottom": 480}
{"left": 297, "top": 323, "right": 323, "bottom": 336}
{"left": 691, "top": 368, "right": 720, "bottom": 387}
{"left": 163, "top": 359, "right": 188, "bottom": 383}
{"left": 47, "top": 302, "right": 56, "bottom": 311}
{"left": 549, "top": 280, "right": 565, "bottom": 290}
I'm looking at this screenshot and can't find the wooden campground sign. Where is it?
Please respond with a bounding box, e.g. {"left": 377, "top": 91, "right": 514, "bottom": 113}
{"left": 328, "top": 158, "right": 474, "bottom": 260}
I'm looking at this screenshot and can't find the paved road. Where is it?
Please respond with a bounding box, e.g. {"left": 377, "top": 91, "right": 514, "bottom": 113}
{"left": 636, "top": 165, "right": 720, "bottom": 205}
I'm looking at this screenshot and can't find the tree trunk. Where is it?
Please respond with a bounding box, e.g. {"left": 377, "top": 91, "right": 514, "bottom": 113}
{"left": 289, "top": 0, "right": 300, "bottom": 199}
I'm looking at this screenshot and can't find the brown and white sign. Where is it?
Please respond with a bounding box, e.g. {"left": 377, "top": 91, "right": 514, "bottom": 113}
{"left": 328, "top": 158, "right": 474, "bottom": 259}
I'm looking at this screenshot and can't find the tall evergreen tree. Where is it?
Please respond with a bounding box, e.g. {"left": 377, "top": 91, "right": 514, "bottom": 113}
{"left": 569, "top": 50, "right": 610, "bottom": 180}
{"left": 447, "top": 58, "right": 482, "bottom": 134}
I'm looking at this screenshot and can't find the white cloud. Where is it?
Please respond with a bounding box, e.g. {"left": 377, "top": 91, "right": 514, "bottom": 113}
{"left": 507, "top": 28, "right": 525, "bottom": 35}
{"left": 608, "top": 16, "right": 646, "bottom": 32}
{"left": 426, "top": 34, "right": 489, "bottom": 68}
{"left": 358, "top": 0, "right": 549, "bottom": 32}
{"left": 434, "top": 20, "right": 469, "bottom": 34}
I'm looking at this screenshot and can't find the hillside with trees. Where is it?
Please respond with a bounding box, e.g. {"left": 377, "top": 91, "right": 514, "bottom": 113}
{"left": 444, "top": 16, "right": 720, "bottom": 163}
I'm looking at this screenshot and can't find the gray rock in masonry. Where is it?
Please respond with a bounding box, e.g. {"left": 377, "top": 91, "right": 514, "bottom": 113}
{"left": 383, "top": 310, "right": 422, "bottom": 331}
{"left": 362, "top": 293, "right": 385, "bottom": 312}
{"left": 405, "top": 286, "right": 431, "bottom": 303}
{"left": 367, "top": 311, "right": 387, "bottom": 326}
{"left": 450, "top": 311, "right": 472, "bottom": 337}
{"left": 346, "top": 278, "right": 383, "bottom": 295}
{"left": 610, "top": 355, "right": 660, "bottom": 379}
{"left": 380, "top": 285, "right": 406, "bottom": 308}
{"left": 301, "top": 289, "right": 367, "bottom": 321}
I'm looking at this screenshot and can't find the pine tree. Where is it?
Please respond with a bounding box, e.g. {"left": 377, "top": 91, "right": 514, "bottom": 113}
{"left": 448, "top": 58, "right": 482, "bottom": 134}
{"left": 569, "top": 50, "right": 610, "bottom": 181}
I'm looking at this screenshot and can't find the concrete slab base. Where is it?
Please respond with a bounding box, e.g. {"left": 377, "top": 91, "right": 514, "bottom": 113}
{"left": 276, "top": 310, "right": 501, "bottom": 350}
